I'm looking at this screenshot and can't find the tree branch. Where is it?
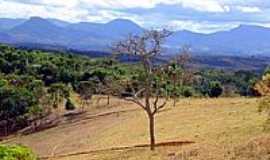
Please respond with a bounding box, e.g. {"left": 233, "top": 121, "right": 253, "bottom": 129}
{"left": 153, "top": 97, "right": 168, "bottom": 115}
{"left": 125, "top": 97, "right": 146, "bottom": 110}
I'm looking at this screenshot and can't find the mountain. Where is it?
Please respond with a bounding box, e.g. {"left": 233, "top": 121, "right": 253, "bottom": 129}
{"left": 8, "top": 17, "right": 69, "bottom": 45}
{"left": 204, "top": 25, "right": 270, "bottom": 55}
{"left": 0, "top": 32, "right": 14, "bottom": 43}
{"left": 0, "top": 17, "right": 270, "bottom": 56}
{"left": 102, "top": 19, "right": 143, "bottom": 38}
{"left": 0, "top": 18, "right": 26, "bottom": 32}
{"left": 47, "top": 18, "right": 71, "bottom": 27}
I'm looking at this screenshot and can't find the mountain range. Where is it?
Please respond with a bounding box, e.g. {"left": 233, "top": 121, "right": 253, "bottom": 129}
{"left": 0, "top": 17, "right": 270, "bottom": 56}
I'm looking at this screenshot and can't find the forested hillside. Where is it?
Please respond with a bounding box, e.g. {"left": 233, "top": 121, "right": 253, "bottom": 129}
{"left": 0, "top": 44, "right": 263, "bottom": 137}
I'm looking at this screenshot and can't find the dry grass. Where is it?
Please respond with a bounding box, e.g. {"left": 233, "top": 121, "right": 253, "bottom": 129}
{"left": 2, "top": 97, "right": 268, "bottom": 160}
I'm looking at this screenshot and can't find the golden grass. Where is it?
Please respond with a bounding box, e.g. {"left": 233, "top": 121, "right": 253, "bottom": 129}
{"left": 2, "top": 97, "right": 268, "bottom": 160}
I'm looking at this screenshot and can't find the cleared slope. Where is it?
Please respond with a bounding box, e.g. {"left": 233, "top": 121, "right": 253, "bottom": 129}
{"left": 3, "top": 97, "right": 266, "bottom": 160}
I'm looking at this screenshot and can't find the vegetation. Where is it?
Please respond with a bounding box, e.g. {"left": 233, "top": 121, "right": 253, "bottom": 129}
{"left": 254, "top": 69, "right": 270, "bottom": 130}
{"left": 0, "top": 145, "right": 37, "bottom": 160}
{"left": 0, "top": 38, "right": 267, "bottom": 158}
{"left": 0, "top": 43, "right": 262, "bottom": 136}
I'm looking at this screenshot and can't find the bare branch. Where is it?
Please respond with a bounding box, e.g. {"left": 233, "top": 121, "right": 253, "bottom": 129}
{"left": 135, "top": 88, "right": 145, "bottom": 98}
{"left": 153, "top": 98, "right": 167, "bottom": 115}
{"left": 125, "top": 97, "right": 146, "bottom": 110}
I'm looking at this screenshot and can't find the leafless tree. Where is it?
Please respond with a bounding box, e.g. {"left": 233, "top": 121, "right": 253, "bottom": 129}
{"left": 77, "top": 81, "right": 94, "bottom": 111}
{"left": 167, "top": 46, "right": 192, "bottom": 107}
{"left": 113, "top": 29, "right": 172, "bottom": 150}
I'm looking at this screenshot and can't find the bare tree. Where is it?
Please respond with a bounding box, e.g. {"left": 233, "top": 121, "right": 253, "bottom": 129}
{"left": 102, "top": 76, "right": 122, "bottom": 105}
{"left": 77, "top": 81, "right": 94, "bottom": 111}
{"left": 167, "top": 46, "right": 191, "bottom": 107}
{"left": 113, "top": 29, "right": 172, "bottom": 150}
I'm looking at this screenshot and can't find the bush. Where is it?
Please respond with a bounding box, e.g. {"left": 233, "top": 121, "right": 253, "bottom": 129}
{"left": 0, "top": 145, "right": 37, "bottom": 160}
{"left": 181, "top": 86, "right": 194, "bottom": 97}
{"left": 208, "top": 81, "right": 223, "bottom": 98}
{"left": 65, "top": 98, "right": 76, "bottom": 110}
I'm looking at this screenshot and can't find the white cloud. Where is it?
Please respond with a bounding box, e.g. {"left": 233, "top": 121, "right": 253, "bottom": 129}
{"left": 178, "top": 0, "right": 230, "bottom": 12}
{"left": 0, "top": 0, "right": 88, "bottom": 22}
{"left": 236, "top": 6, "right": 262, "bottom": 13}
{"left": 79, "top": 0, "right": 158, "bottom": 9}
{"left": 0, "top": 0, "right": 270, "bottom": 33}
{"left": 168, "top": 20, "right": 238, "bottom": 33}
{"left": 79, "top": 0, "right": 230, "bottom": 12}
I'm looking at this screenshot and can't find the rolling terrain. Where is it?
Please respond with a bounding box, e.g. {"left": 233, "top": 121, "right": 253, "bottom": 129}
{"left": 3, "top": 96, "right": 268, "bottom": 160}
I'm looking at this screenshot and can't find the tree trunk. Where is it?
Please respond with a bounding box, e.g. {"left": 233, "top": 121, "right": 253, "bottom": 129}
{"left": 148, "top": 114, "right": 155, "bottom": 150}
{"left": 107, "top": 95, "right": 110, "bottom": 105}
{"left": 173, "top": 79, "right": 176, "bottom": 107}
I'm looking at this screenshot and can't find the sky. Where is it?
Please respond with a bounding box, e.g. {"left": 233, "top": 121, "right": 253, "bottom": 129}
{"left": 1, "top": 0, "right": 270, "bottom": 33}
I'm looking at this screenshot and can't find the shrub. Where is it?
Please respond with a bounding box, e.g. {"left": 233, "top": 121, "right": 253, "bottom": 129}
{"left": 181, "top": 86, "right": 194, "bottom": 97}
{"left": 208, "top": 81, "right": 223, "bottom": 98}
{"left": 65, "top": 98, "right": 76, "bottom": 110}
{"left": 0, "top": 145, "right": 37, "bottom": 160}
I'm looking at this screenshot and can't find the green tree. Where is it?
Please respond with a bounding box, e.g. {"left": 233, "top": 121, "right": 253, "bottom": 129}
{"left": 48, "top": 83, "right": 70, "bottom": 111}
{"left": 209, "top": 81, "right": 223, "bottom": 98}
{"left": 65, "top": 98, "right": 76, "bottom": 111}
{"left": 0, "top": 85, "right": 39, "bottom": 135}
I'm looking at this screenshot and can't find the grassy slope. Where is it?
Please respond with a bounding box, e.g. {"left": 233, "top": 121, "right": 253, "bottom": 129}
{"left": 2, "top": 97, "right": 268, "bottom": 160}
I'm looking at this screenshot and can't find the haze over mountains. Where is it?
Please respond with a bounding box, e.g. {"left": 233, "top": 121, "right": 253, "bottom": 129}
{"left": 0, "top": 16, "right": 270, "bottom": 56}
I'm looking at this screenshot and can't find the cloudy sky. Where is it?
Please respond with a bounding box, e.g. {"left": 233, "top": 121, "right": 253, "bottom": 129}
{"left": 1, "top": 0, "right": 270, "bottom": 33}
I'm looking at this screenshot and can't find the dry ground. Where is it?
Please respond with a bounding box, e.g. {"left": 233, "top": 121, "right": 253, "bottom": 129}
{"left": 2, "top": 97, "right": 269, "bottom": 160}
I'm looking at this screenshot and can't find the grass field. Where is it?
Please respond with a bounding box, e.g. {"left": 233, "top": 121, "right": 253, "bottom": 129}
{"left": 2, "top": 97, "right": 269, "bottom": 160}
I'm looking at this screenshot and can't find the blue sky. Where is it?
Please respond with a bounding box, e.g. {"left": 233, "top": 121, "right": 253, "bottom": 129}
{"left": 1, "top": 0, "right": 270, "bottom": 33}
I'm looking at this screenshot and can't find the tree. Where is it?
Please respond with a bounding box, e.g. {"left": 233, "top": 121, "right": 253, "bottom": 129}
{"left": 65, "top": 98, "right": 76, "bottom": 111}
{"left": 47, "top": 83, "right": 70, "bottom": 111}
{"left": 113, "top": 30, "right": 172, "bottom": 150}
{"left": 208, "top": 81, "right": 223, "bottom": 98}
{"left": 0, "top": 85, "right": 39, "bottom": 135}
{"left": 100, "top": 75, "right": 122, "bottom": 106}
{"left": 77, "top": 81, "right": 94, "bottom": 111}
{"left": 167, "top": 47, "right": 191, "bottom": 107}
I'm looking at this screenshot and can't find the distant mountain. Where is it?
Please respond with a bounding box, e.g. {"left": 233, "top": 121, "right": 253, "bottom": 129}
{"left": 102, "top": 19, "right": 143, "bottom": 38}
{"left": 0, "top": 32, "right": 14, "bottom": 43}
{"left": 9, "top": 17, "right": 66, "bottom": 43}
{"left": 47, "top": 18, "right": 71, "bottom": 27}
{"left": 167, "top": 25, "right": 270, "bottom": 55}
{"left": 0, "top": 18, "right": 25, "bottom": 32}
{"left": 0, "top": 17, "right": 270, "bottom": 56}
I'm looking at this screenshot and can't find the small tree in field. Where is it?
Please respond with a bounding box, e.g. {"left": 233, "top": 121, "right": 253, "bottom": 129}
{"left": 208, "top": 81, "right": 223, "bottom": 98}
{"left": 167, "top": 47, "right": 191, "bottom": 107}
{"left": 47, "top": 83, "right": 70, "bottom": 111}
{"left": 77, "top": 81, "right": 94, "bottom": 111}
{"left": 113, "top": 30, "right": 172, "bottom": 150}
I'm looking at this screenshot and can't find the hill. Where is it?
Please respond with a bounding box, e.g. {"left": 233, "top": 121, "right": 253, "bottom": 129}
{"left": 3, "top": 97, "right": 267, "bottom": 160}
{"left": 1, "top": 17, "right": 270, "bottom": 55}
